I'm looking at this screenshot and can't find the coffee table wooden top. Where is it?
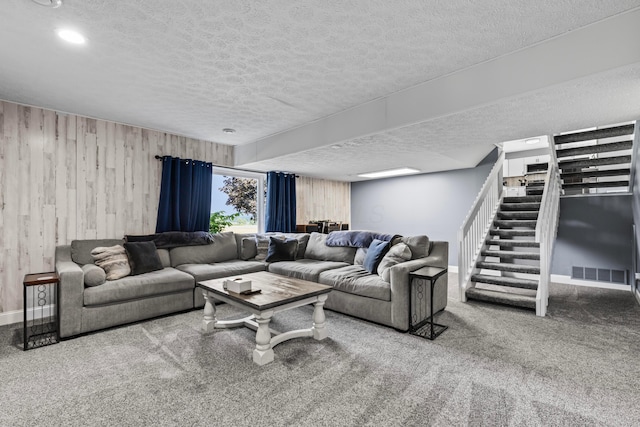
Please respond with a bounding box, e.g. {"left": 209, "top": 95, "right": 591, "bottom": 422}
{"left": 197, "top": 271, "right": 332, "bottom": 311}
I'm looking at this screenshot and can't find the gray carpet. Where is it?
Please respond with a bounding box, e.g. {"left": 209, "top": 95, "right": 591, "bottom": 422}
{"left": 1, "top": 273, "right": 639, "bottom": 426}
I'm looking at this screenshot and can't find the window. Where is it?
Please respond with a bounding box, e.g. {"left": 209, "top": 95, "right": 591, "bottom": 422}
{"left": 211, "top": 167, "right": 265, "bottom": 234}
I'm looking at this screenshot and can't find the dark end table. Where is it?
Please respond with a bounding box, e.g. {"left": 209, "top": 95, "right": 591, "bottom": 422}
{"left": 23, "top": 272, "right": 60, "bottom": 350}
{"left": 409, "top": 266, "right": 448, "bottom": 340}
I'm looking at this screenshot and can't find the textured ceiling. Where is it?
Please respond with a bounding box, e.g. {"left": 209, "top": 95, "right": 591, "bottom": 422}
{"left": 1, "top": 0, "right": 640, "bottom": 180}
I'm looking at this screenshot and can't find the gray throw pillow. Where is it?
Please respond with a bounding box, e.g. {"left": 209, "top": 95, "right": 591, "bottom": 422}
{"left": 354, "top": 247, "right": 367, "bottom": 266}
{"left": 82, "top": 264, "right": 106, "bottom": 287}
{"left": 377, "top": 243, "right": 412, "bottom": 282}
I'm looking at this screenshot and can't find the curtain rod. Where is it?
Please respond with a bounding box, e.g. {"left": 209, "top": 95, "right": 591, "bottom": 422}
{"left": 154, "top": 155, "right": 299, "bottom": 177}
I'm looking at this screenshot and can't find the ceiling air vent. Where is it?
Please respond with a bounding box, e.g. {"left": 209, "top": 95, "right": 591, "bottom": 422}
{"left": 31, "top": 0, "right": 62, "bottom": 8}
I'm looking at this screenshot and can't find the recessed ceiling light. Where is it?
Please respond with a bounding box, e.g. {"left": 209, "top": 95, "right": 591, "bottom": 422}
{"left": 31, "top": 0, "right": 62, "bottom": 8}
{"left": 222, "top": 128, "right": 236, "bottom": 134}
{"left": 525, "top": 138, "right": 541, "bottom": 145}
{"left": 57, "top": 29, "right": 86, "bottom": 45}
{"left": 357, "top": 167, "right": 420, "bottom": 179}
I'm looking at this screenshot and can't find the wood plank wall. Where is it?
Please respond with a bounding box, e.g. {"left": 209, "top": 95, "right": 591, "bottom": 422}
{"left": 296, "top": 176, "right": 351, "bottom": 225}
{"left": 0, "top": 100, "right": 234, "bottom": 314}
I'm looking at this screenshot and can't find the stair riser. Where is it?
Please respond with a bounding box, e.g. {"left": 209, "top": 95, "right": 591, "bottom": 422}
{"left": 556, "top": 140, "right": 632, "bottom": 158}
{"left": 554, "top": 124, "right": 635, "bottom": 144}
{"left": 500, "top": 203, "right": 541, "bottom": 211}
{"left": 497, "top": 212, "right": 538, "bottom": 220}
{"left": 559, "top": 155, "right": 631, "bottom": 170}
{"left": 494, "top": 220, "right": 537, "bottom": 228}
{"left": 466, "top": 288, "right": 536, "bottom": 309}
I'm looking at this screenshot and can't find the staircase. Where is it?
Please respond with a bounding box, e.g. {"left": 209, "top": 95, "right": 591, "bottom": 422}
{"left": 466, "top": 194, "right": 542, "bottom": 310}
{"left": 554, "top": 124, "right": 635, "bottom": 195}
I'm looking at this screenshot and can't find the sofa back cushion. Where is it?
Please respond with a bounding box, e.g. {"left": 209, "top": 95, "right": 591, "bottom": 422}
{"left": 304, "top": 232, "right": 356, "bottom": 263}
{"left": 157, "top": 249, "right": 171, "bottom": 268}
{"left": 71, "top": 239, "right": 124, "bottom": 265}
{"left": 170, "top": 231, "right": 237, "bottom": 266}
{"left": 398, "top": 235, "right": 430, "bottom": 259}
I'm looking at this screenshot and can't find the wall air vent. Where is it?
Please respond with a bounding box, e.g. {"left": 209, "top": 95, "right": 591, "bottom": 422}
{"left": 571, "top": 266, "right": 627, "bottom": 284}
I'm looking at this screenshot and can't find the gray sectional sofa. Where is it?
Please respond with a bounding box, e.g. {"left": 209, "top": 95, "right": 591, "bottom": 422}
{"left": 55, "top": 231, "right": 448, "bottom": 338}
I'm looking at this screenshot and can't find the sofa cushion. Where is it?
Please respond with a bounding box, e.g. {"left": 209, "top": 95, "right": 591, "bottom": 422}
{"left": 254, "top": 235, "right": 271, "bottom": 261}
{"left": 281, "top": 233, "right": 310, "bottom": 260}
{"left": 239, "top": 237, "right": 258, "bottom": 260}
{"left": 319, "top": 265, "right": 391, "bottom": 301}
{"left": 91, "top": 245, "right": 131, "bottom": 280}
{"left": 71, "top": 239, "right": 124, "bottom": 265}
{"left": 170, "top": 231, "right": 237, "bottom": 266}
{"left": 124, "top": 242, "right": 164, "bottom": 276}
{"left": 266, "top": 237, "right": 299, "bottom": 263}
{"left": 399, "top": 235, "right": 430, "bottom": 259}
{"left": 377, "top": 243, "right": 412, "bottom": 282}
{"left": 83, "top": 267, "right": 194, "bottom": 306}
{"left": 304, "top": 232, "right": 356, "bottom": 263}
{"left": 267, "top": 259, "right": 349, "bottom": 282}
{"left": 176, "top": 260, "right": 266, "bottom": 282}
{"left": 363, "top": 239, "right": 390, "bottom": 274}
{"left": 82, "top": 264, "right": 106, "bottom": 287}
{"left": 354, "top": 248, "right": 367, "bottom": 266}
{"left": 157, "top": 249, "right": 171, "bottom": 268}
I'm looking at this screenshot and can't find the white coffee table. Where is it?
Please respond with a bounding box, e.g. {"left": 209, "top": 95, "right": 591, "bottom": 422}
{"left": 197, "top": 271, "right": 332, "bottom": 365}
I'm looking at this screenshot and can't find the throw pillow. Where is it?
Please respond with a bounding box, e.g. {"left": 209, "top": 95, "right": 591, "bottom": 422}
{"left": 82, "top": 264, "right": 106, "bottom": 287}
{"left": 377, "top": 243, "right": 412, "bottom": 282}
{"left": 124, "top": 242, "right": 164, "bottom": 276}
{"left": 265, "top": 237, "right": 299, "bottom": 263}
{"left": 354, "top": 247, "right": 367, "bottom": 266}
{"left": 240, "top": 237, "right": 258, "bottom": 260}
{"left": 363, "top": 239, "right": 390, "bottom": 274}
{"left": 254, "top": 236, "right": 270, "bottom": 261}
{"left": 91, "top": 245, "right": 131, "bottom": 280}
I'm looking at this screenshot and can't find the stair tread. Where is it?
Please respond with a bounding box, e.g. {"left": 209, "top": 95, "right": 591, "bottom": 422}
{"left": 482, "top": 249, "right": 540, "bottom": 259}
{"left": 494, "top": 219, "right": 537, "bottom": 228}
{"left": 500, "top": 202, "right": 541, "bottom": 211}
{"left": 559, "top": 155, "right": 631, "bottom": 169}
{"left": 556, "top": 140, "right": 633, "bottom": 158}
{"left": 554, "top": 124, "right": 635, "bottom": 144}
{"left": 472, "top": 273, "right": 539, "bottom": 289}
{"left": 563, "top": 180, "right": 629, "bottom": 189}
{"left": 561, "top": 168, "right": 630, "bottom": 180}
{"left": 490, "top": 229, "right": 536, "bottom": 237}
{"left": 476, "top": 262, "right": 541, "bottom": 275}
{"left": 497, "top": 211, "right": 538, "bottom": 219}
{"left": 503, "top": 196, "right": 543, "bottom": 203}
{"left": 486, "top": 239, "right": 539, "bottom": 247}
{"left": 466, "top": 287, "right": 537, "bottom": 309}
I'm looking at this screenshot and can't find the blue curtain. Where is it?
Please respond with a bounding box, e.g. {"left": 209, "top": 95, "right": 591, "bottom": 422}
{"left": 265, "top": 171, "right": 296, "bottom": 232}
{"left": 156, "top": 156, "right": 212, "bottom": 233}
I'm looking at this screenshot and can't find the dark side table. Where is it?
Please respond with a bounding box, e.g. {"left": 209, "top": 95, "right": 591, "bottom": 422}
{"left": 23, "top": 272, "right": 60, "bottom": 350}
{"left": 409, "top": 266, "right": 448, "bottom": 340}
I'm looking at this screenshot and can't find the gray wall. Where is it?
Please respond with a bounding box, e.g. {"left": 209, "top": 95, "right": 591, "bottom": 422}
{"left": 351, "top": 150, "right": 497, "bottom": 265}
{"left": 552, "top": 195, "right": 633, "bottom": 280}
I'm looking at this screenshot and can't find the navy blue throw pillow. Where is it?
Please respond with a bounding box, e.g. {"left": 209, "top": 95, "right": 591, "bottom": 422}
{"left": 363, "top": 239, "right": 390, "bottom": 274}
{"left": 123, "top": 241, "right": 163, "bottom": 275}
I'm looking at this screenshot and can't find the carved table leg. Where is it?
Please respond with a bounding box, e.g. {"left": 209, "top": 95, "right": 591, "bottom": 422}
{"left": 202, "top": 290, "right": 217, "bottom": 333}
{"left": 312, "top": 294, "right": 328, "bottom": 340}
{"left": 253, "top": 310, "right": 274, "bottom": 365}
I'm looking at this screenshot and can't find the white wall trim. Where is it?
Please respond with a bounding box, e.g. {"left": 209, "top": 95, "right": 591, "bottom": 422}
{"left": 550, "top": 274, "right": 631, "bottom": 291}
{"left": 448, "top": 265, "right": 458, "bottom": 274}
{"left": 0, "top": 309, "right": 23, "bottom": 327}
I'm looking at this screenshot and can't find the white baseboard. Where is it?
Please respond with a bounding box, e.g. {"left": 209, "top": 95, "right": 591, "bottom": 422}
{"left": 0, "top": 309, "right": 23, "bottom": 327}
{"left": 448, "top": 265, "right": 458, "bottom": 274}
{"left": 0, "top": 304, "right": 56, "bottom": 327}
{"left": 550, "top": 274, "right": 630, "bottom": 291}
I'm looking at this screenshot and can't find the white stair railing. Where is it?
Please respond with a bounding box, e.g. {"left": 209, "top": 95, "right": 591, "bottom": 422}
{"left": 629, "top": 120, "right": 639, "bottom": 193}
{"left": 458, "top": 151, "right": 504, "bottom": 301}
{"left": 534, "top": 138, "right": 562, "bottom": 317}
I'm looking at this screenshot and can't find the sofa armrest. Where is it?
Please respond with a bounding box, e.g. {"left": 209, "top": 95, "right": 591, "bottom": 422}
{"left": 55, "top": 245, "right": 84, "bottom": 338}
{"left": 387, "top": 241, "right": 449, "bottom": 331}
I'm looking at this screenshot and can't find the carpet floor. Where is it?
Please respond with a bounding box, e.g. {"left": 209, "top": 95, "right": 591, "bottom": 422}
{"left": 1, "top": 273, "right": 639, "bottom": 426}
